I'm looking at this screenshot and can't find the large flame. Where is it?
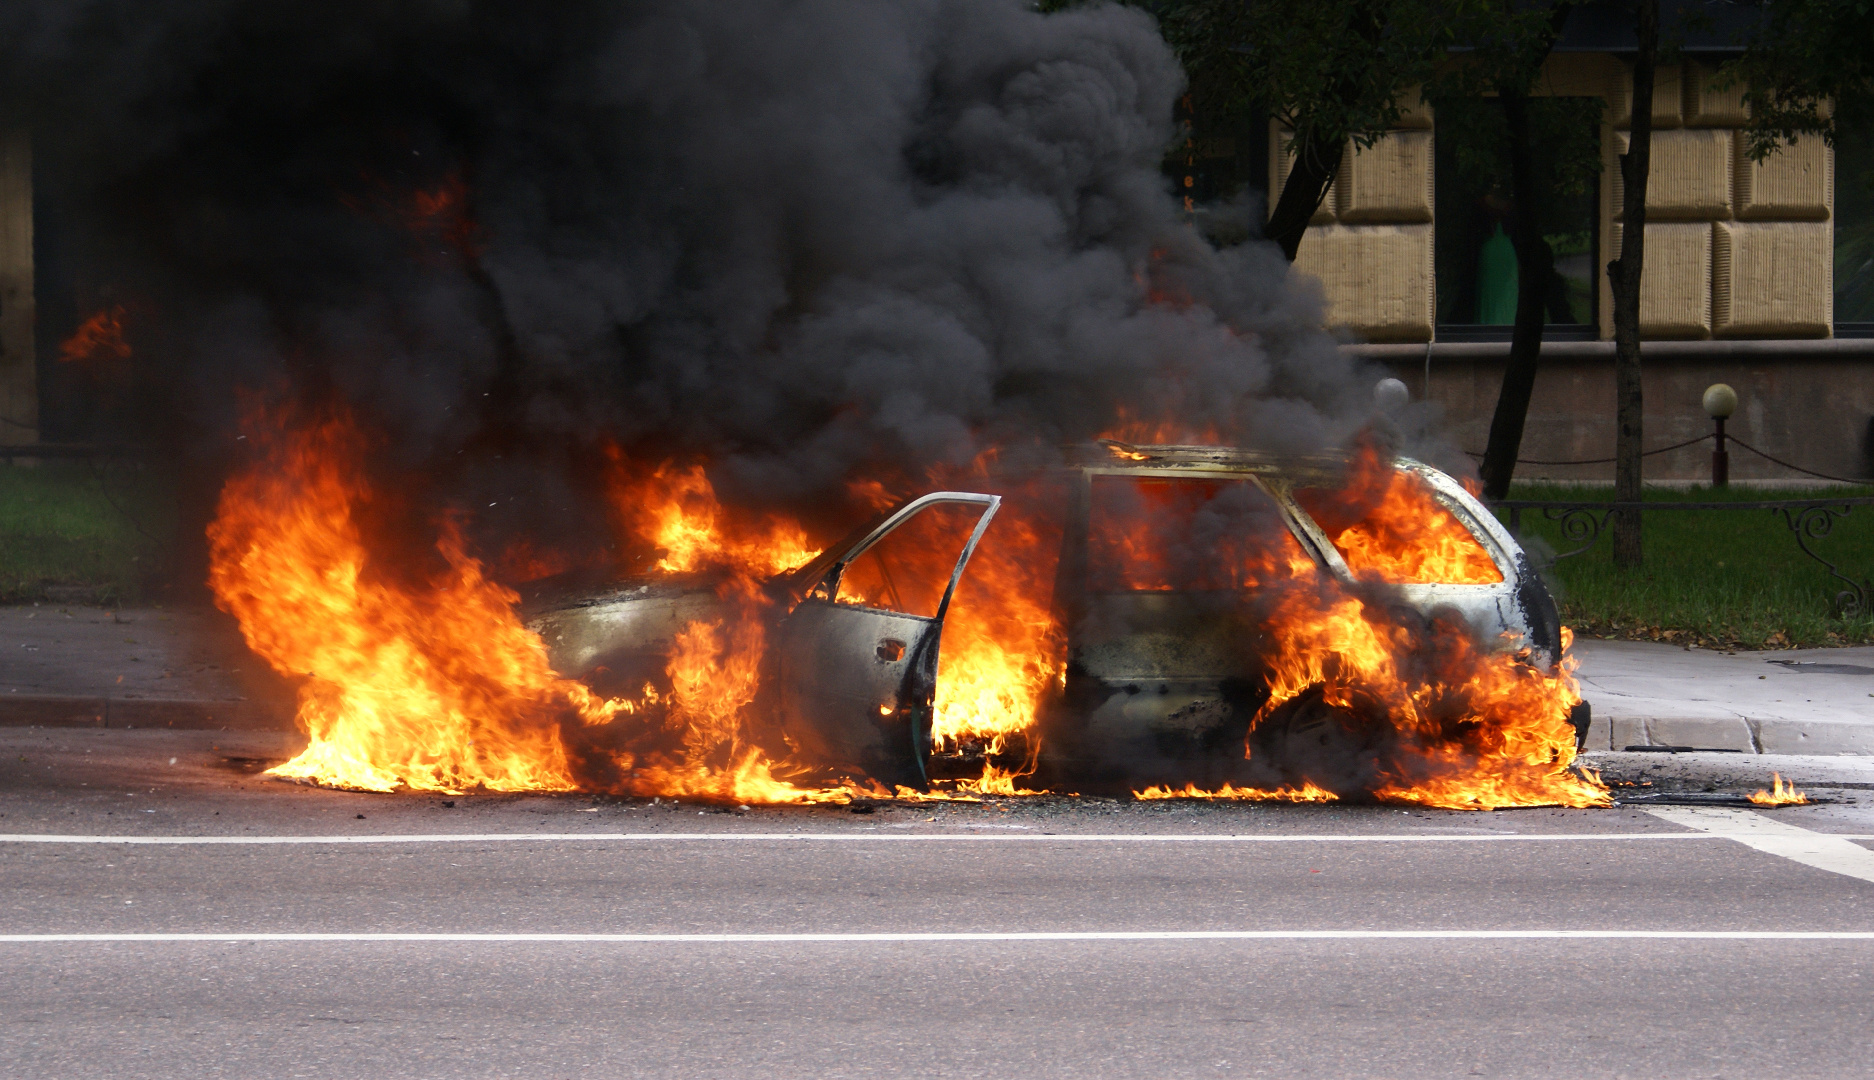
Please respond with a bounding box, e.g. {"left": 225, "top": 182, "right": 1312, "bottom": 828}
{"left": 207, "top": 407, "right": 613, "bottom": 793}
{"left": 1250, "top": 451, "right": 1605, "bottom": 810}
{"left": 607, "top": 455, "right": 819, "bottom": 580}
{"left": 1294, "top": 446, "right": 1502, "bottom": 585}
{"left": 210, "top": 407, "right": 853, "bottom": 802}
{"left": 209, "top": 401, "right": 1605, "bottom": 810}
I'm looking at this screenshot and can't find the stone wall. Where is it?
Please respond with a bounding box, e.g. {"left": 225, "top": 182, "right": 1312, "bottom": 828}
{"left": 1282, "top": 55, "right": 1840, "bottom": 345}
{"left": 1280, "top": 91, "right": 1437, "bottom": 343}
{"left": 1357, "top": 340, "right": 1874, "bottom": 483}
{"left": 1598, "top": 60, "right": 1835, "bottom": 339}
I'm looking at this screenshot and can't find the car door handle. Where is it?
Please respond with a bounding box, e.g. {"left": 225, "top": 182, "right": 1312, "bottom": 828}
{"left": 877, "top": 639, "right": 906, "bottom": 662}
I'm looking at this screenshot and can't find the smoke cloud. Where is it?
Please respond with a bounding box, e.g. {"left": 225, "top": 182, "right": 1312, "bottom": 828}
{"left": 5, "top": 0, "right": 1378, "bottom": 516}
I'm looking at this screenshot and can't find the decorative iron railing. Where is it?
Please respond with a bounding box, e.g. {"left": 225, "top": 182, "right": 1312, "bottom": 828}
{"left": 1492, "top": 497, "right": 1874, "bottom": 618}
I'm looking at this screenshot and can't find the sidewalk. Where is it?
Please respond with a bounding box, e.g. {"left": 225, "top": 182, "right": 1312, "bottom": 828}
{"left": 0, "top": 605, "right": 291, "bottom": 730}
{"left": 2, "top": 607, "right": 1870, "bottom": 753}
{"left": 1572, "top": 638, "right": 1874, "bottom": 754}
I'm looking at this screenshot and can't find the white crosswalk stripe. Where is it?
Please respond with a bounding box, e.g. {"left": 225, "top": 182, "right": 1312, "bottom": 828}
{"left": 1646, "top": 806, "right": 1874, "bottom": 884}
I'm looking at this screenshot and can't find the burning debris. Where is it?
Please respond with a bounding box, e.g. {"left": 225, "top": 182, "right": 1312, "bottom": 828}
{"left": 1134, "top": 782, "right": 1339, "bottom": 803}
{"left": 1750, "top": 773, "right": 1810, "bottom": 807}
{"left": 58, "top": 306, "right": 133, "bottom": 366}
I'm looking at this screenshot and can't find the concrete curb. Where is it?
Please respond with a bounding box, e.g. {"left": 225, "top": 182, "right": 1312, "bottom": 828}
{"left": 6, "top": 693, "right": 1867, "bottom": 755}
{"left": 1584, "top": 714, "right": 1874, "bottom": 755}
{"left": 0, "top": 695, "right": 288, "bottom": 732}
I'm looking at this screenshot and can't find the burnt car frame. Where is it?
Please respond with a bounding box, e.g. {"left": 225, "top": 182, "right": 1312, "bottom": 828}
{"left": 1032, "top": 442, "right": 1570, "bottom": 790}
{"left": 528, "top": 443, "right": 1574, "bottom": 792}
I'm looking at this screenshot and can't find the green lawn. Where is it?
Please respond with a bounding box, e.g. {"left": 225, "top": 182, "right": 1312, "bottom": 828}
{"left": 0, "top": 462, "right": 176, "bottom": 605}
{"left": 1500, "top": 483, "right": 1874, "bottom": 649}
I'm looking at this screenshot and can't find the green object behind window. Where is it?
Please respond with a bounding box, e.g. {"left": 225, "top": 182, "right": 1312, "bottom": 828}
{"left": 1476, "top": 224, "right": 1518, "bottom": 324}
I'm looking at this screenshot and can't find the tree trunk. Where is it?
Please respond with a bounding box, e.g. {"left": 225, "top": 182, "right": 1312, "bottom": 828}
{"left": 1265, "top": 0, "right": 1386, "bottom": 263}
{"left": 1266, "top": 131, "right": 1344, "bottom": 263}
{"left": 1606, "top": 0, "right": 1658, "bottom": 569}
{"left": 1478, "top": 91, "right": 1557, "bottom": 500}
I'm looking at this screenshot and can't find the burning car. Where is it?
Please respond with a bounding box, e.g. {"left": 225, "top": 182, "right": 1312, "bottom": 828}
{"left": 526, "top": 440, "right": 1588, "bottom": 796}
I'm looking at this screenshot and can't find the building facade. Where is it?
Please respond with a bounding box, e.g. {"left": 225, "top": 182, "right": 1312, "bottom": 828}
{"left": 1274, "top": 44, "right": 1873, "bottom": 482}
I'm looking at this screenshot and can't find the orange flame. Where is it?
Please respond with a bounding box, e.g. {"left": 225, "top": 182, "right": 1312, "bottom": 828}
{"left": 60, "top": 307, "right": 133, "bottom": 365}
{"left": 607, "top": 456, "right": 819, "bottom": 579}
{"left": 1246, "top": 451, "right": 1606, "bottom": 811}
{"left": 210, "top": 403, "right": 1608, "bottom": 812}
{"left": 929, "top": 498, "right": 1063, "bottom": 757}
{"left": 207, "top": 407, "right": 621, "bottom": 793}
{"left": 1749, "top": 773, "right": 1808, "bottom": 806}
{"left": 1249, "top": 588, "right": 1605, "bottom": 809}
{"left": 209, "top": 407, "right": 855, "bottom": 803}
{"left": 950, "top": 763, "right": 1052, "bottom": 797}
{"left": 1294, "top": 447, "right": 1501, "bottom": 584}
{"left": 1134, "top": 781, "right": 1339, "bottom": 802}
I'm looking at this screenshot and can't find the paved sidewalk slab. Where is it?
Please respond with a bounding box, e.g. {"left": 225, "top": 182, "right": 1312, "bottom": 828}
{"left": 1573, "top": 639, "right": 1874, "bottom": 754}
{"left": 0, "top": 606, "right": 291, "bottom": 729}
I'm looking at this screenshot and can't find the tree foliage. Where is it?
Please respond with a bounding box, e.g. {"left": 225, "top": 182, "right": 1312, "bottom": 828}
{"left": 1723, "top": 0, "right": 1874, "bottom": 160}
{"left": 1072, "top": 0, "right": 1464, "bottom": 258}
{"left": 1146, "top": 0, "right": 1449, "bottom": 149}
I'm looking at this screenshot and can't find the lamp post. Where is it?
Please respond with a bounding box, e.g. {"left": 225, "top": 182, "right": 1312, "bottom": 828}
{"left": 1703, "top": 383, "right": 1737, "bottom": 488}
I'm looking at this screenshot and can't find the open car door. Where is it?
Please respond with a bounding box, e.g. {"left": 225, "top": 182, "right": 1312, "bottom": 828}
{"left": 773, "top": 492, "right": 1000, "bottom": 789}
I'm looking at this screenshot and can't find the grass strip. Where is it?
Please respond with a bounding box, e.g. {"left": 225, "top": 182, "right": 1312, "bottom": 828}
{"left": 1501, "top": 483, "right": 1874, "bottom": 649}
{"left": 0, "top": 462, "right": 176, "bottom": 605}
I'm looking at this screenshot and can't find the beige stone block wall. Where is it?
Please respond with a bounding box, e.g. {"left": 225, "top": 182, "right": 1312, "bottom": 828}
{"left": 1609, "top": 64, "right": 1682, "bottom": 129}
{"left": 1713, "top": 221, "right": 1833, "bottom": 337}
{"left": 1735, "top": 137, "right": 1833, "bottom": 220}
{"left": 1294, "top": 224, "right": 1433, "bottom": 342}
{"left": 1392, "top": 86, "right": 1433, "bottom": 130}
{"left": 1608, "top": 222, "right": 1713, "bottom": 337}
{"left": 1610, "top": 129, "right": 1733, "bottom": 219}
{"left": 1535, "top": 53, "right": 1621, "bottom": 98}
{"left": 1271, "top": 125, "right": 1336, "bottom": 225}
{"left": 1682, "top": 61, "right": 1748, "bottom": 127}
{"left": 1336, "top": 130, "right": 1433, "bottom": 224}
{"left": 0, "top": 131, "right": 34, "bottom": 442}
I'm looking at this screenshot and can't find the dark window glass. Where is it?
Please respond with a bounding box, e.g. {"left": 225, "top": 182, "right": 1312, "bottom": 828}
{"left": 1433, "top": 97, "right": 1603, "bottom": 332}
{"left": 1836, "top": 91, "right": 1874, "bottom": 326}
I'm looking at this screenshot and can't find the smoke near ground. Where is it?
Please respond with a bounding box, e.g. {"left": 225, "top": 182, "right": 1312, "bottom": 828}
{"left": 4, "top": 0, "right": 1378, "bottom": 519}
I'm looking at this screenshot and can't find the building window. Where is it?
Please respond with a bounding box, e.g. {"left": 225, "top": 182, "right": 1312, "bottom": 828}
{"left": 1433, "top": 97, "right": 1602, "bottom": 338}
{"left": 1836, "top": 91, "right": 1874, "bottom": 333}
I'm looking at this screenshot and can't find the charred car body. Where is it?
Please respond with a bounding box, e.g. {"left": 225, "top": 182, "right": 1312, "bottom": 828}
{"left": 527, "top": 443, "right": 1576, "bottom": 793}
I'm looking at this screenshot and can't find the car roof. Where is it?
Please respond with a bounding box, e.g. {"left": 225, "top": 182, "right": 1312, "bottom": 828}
{"left": 1072, "top": 440, "right": 1352, "bottom": 484}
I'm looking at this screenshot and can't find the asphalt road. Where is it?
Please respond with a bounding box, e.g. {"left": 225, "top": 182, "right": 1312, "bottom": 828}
{"left": 4, "top": 728, "right": 1874, "bottom": 1079}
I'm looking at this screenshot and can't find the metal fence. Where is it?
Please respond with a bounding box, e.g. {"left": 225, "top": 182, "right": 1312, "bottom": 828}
{"left": 1493, "top": 496, "right": 1874, "bottom": 617}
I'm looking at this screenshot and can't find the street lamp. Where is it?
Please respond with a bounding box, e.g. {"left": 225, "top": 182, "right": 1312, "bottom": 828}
{"left": 1703, "top": 383, "right": 1737, "bottom": 488}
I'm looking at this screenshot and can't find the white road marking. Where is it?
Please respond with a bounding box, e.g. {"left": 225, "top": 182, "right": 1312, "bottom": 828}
{"left": 0, "top": 830, "right": 1854, "bottom": 847}
{"left": 0, "top": 930, "right": 1871, "bottom": 944}
{"left": 1646, "top": 807, "right": 1874, "bottom": 884}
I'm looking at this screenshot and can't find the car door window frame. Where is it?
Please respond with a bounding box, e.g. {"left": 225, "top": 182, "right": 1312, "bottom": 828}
{"left": 808, "top": 492, "right": 1001, "bottom": 623}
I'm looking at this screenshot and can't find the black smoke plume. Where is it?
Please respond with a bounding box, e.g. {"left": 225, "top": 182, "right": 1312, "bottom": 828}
{"left": 5, "top": 0, "right": 1380, "bottom": 534}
